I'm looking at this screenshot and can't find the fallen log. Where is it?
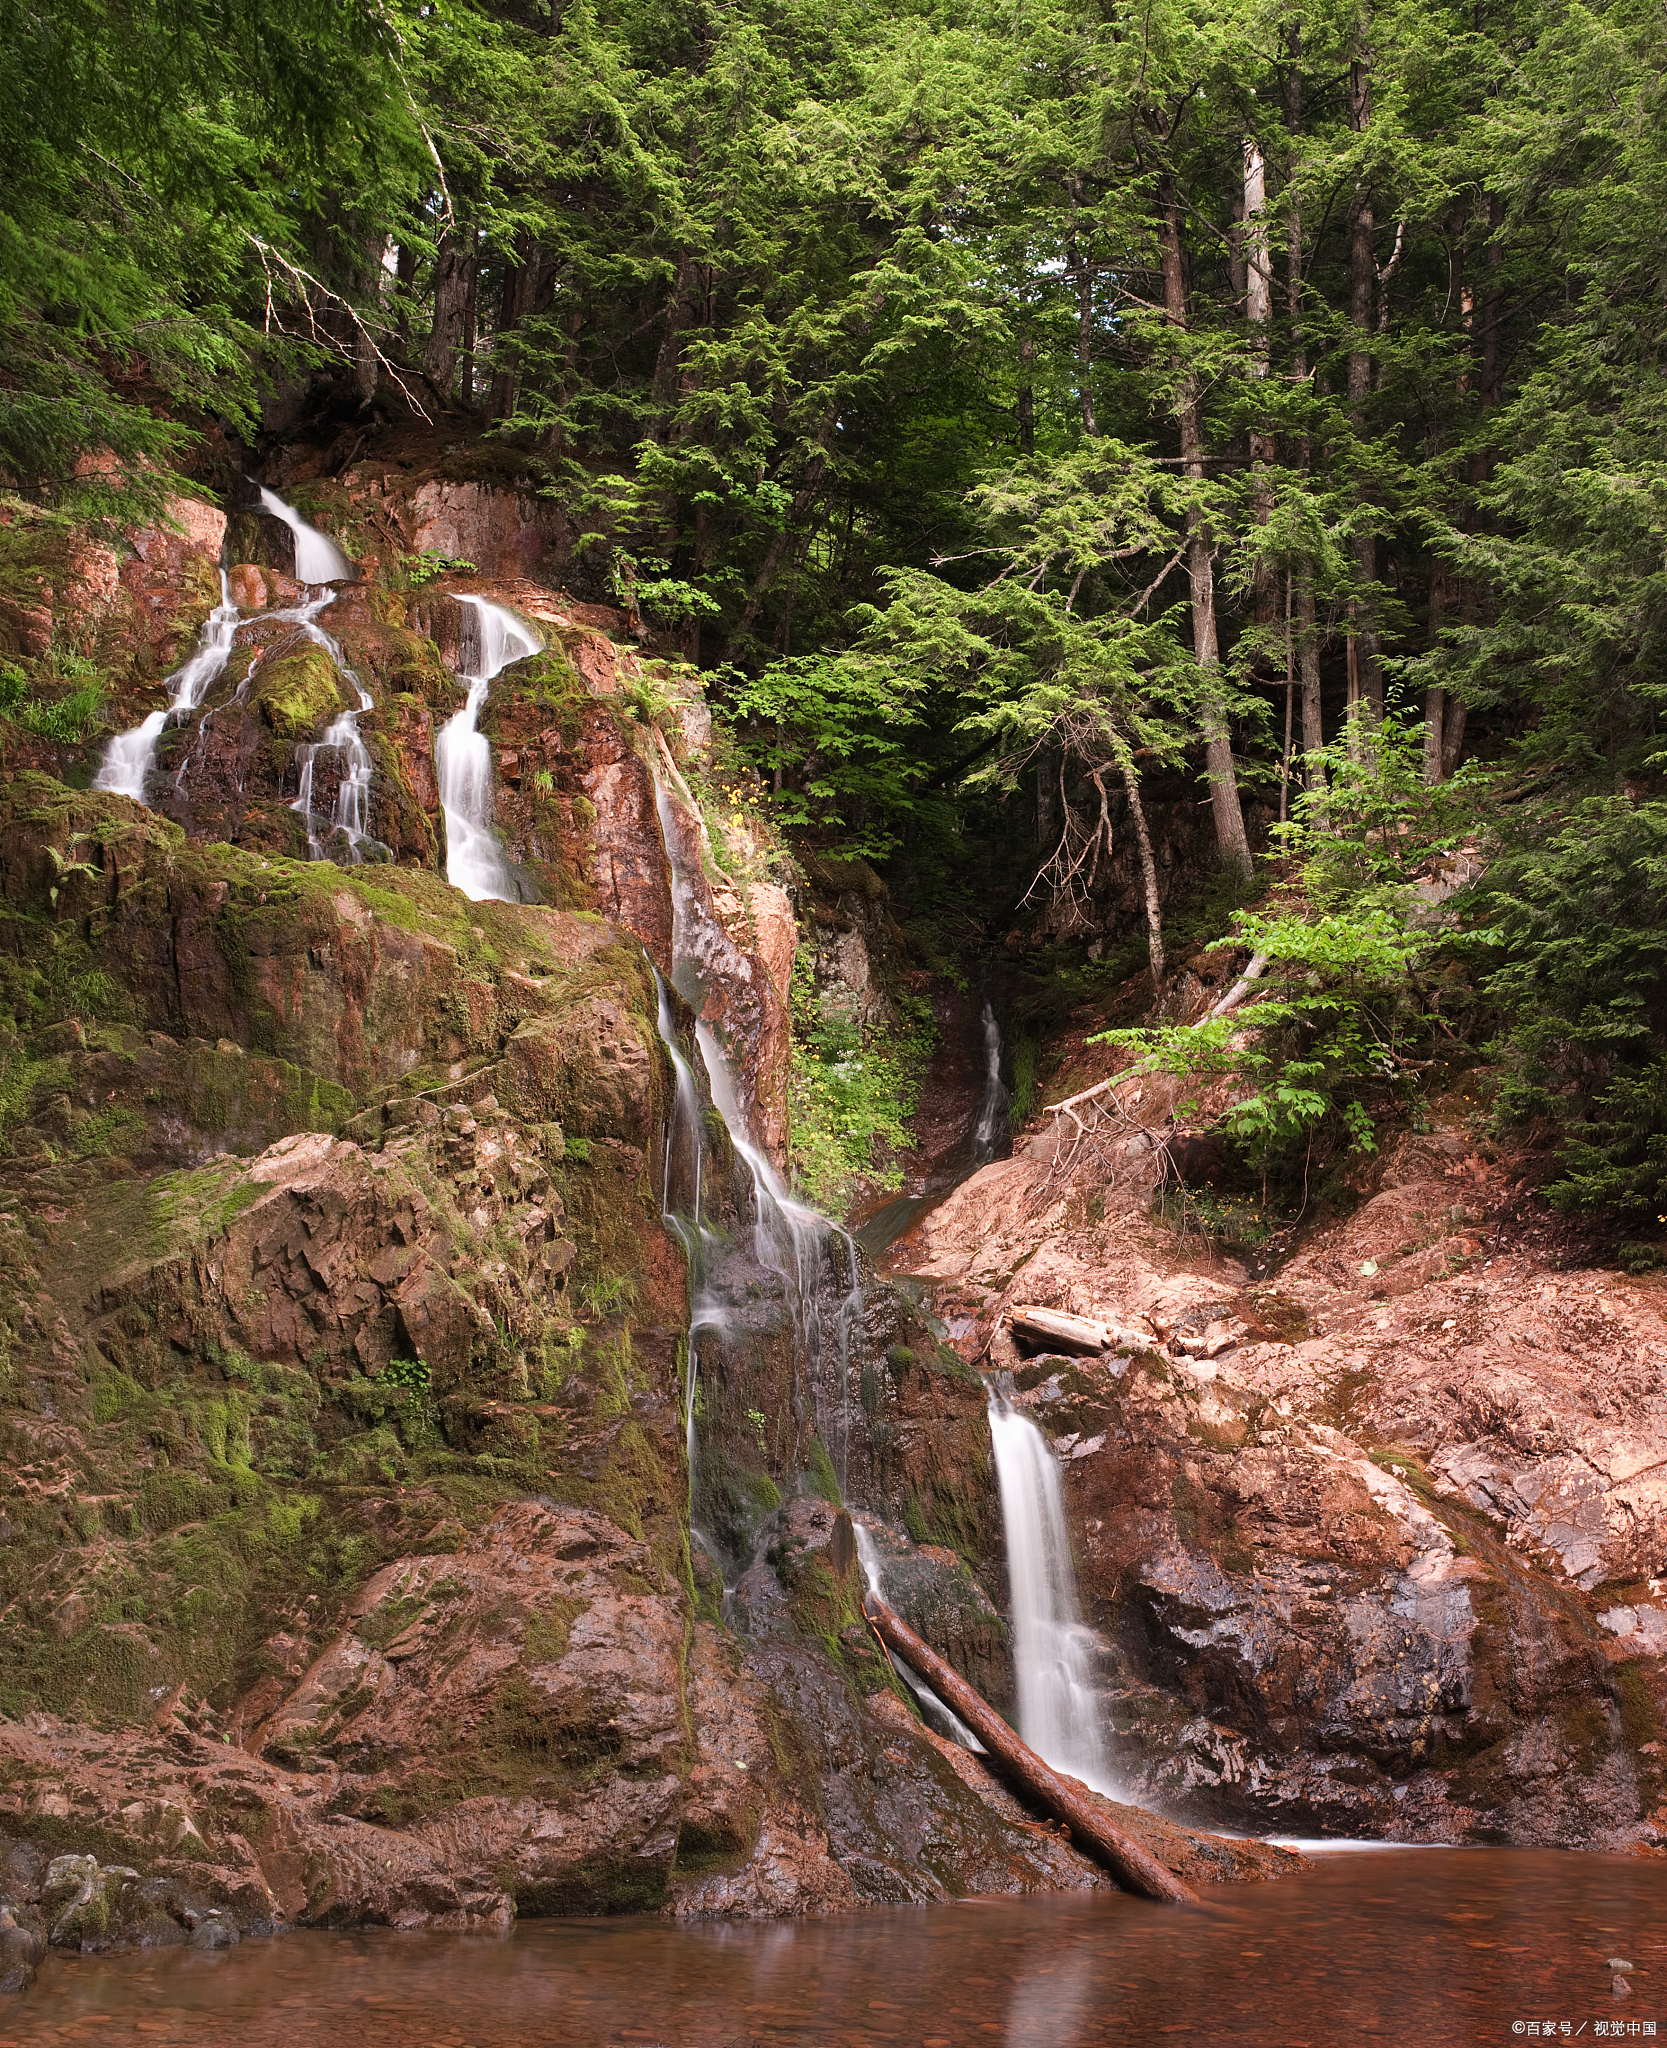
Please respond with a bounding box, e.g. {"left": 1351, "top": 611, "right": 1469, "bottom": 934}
{"left": 863, "top": 1594, "right": 1199, "bottom": 1904}
{"left": 1009, "top": 1304, "right": 1114, "bottom": 1356}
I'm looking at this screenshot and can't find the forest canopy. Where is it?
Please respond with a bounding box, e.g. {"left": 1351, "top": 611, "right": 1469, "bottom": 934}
{"left": 6, "top": 0, "right": 1667, "bottom": 1217}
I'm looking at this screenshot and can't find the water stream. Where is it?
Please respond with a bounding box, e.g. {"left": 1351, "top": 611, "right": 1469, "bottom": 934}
{"left": 651, "top": 770, "right": 868, "bottom": 1507}
{"left": 436, "top": 595, "right": 542, "bottom": 901}
{"left": 855, "top": 988, "right": 1011, "bottom": 1256}
{"left": 987, "top": 1389, "right": 1117, "bottom": 1797}
{"left": 94, "top": 573, "right": 240, "bottom": 803}
{"left": 255, "top": 595, "right": 381, "bottom": 864}
{"left": 255, "top": 486, "right": 353, "bottom": 585}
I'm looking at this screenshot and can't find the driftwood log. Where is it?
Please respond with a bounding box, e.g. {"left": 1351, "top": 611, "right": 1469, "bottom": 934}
{"left": 864, "top": 1594, "right": 1199, "bottom": 1905}
{"left": 1009, "top": 1304, "right": 1114, "bottom": 1356}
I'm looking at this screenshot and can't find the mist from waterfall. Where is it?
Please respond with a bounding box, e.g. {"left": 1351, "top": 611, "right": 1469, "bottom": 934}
{"left": 437, "top": 595, "right": 542, "bottom": 901}
{"left": 256, "top": 486, "right": 353, "bottom": 584}
{"left": 987, "top": 1390, "right": 1116, "bottom": 1796}
{"left": 95, "top": 571, "right": 239, "bottom": 803}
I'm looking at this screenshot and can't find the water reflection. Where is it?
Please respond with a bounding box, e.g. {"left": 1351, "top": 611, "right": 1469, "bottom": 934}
{"left": 3, "top": 1851, "right": 1665, "bottom": 2048}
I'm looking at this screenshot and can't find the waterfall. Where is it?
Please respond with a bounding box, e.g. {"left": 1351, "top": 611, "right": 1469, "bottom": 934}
{"left": 436, "top": 595, "right": 542, "bottom": 901}
{"left": 237, "top": 591, "right": 384, "bottom": 863}
{"left": 94, "top": 572, "right": 239, "bottom": 804}
{"left": 653, "top": 968, "right": 718, "bottom": 1492}
{"left": 651, "top": 765, "right": 866, "bottom": 1495}
{"left": 853, "top": 1521, "right": 984, "bottom": 1752}
{"left": 987, "top": 1390, "right": 1116, "bottom": 1795}
{"left": 256, "top": 486, "right": 353, "bottom": 585}
{"left": 969, "top": 997, "right": 1010, "bottom": 1160}
{"left": 291, "top": 688, "right": 377, "bottom": 859}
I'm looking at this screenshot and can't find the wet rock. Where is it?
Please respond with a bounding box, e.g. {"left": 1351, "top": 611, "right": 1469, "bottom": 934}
{"left": 0, "top": 1906, "right": 46, "bottom": 1995}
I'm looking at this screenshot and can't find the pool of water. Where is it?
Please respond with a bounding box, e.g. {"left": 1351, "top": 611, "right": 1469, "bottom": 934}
{"left": 2, "top": 1849, "right": 1663, "bottom": 2047}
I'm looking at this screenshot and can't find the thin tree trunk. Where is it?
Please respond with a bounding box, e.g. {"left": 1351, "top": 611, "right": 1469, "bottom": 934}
{"left": 1441, "top": 194, "right": 1502, "bottom": 783}
{"left": 459, "top": 230, "right": 480, "bottom": 403}
{"left": 721, "top": 430, "right": 833, "bottom": 661}
{"left": 1122, "top": 758, "right": 1165, "bottom": 984}
{"left": 1424, "top": 554, "right": 1448, "bottom": 785}
{"left": 653, "top": 251, "right": 700, "bottom": 407}
{"left": 395, "top": 241, "right": 417, "bottom": 347}
{"left": 489, "top": 234, "right": 549, "bottom": 421}
{"left": 1018, "top": 330, "right": 1035, "bottom": 456}
{"left": 1347, "top": 44, "right": 1383, "bottom": 734}
{"left": 1285, "top": 43, "right": 1325, "bottom": 793}
{"left": 1244, "top": 137, "right": 1275, "bottom": 623}
{"left": 1067, "top": 207, "right": 1098, "bottom": 437}
{"left": 1158, "top": 175, "right": 1252, "bottom": 878}
{"left": 1281, "top": 568, "right": 1295, "bottom": 823}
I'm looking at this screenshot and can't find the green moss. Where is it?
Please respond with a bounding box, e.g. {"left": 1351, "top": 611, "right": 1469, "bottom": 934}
{"left": 250, "top": 645, "right": 350, "bottom": 741}
{"left": 805, "top": 1435, "right": 842, "bottom": 1506}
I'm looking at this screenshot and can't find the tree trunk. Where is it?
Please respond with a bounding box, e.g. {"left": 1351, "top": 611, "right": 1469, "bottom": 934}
{"left": 395, "top": 241, "right": 417, "bottom": 347}
{"left": 1067, "top": 209, "right": 1098, "bottom": 437}
{"left": 1122, "top": 758, "right": 1165, "bottom": 984}
{"left": 653, "top": 251, "right": 701, "bottom": 407}
{"left": 862, "top": 1594, "right": 1199, "bottom": 1904}
{"left": 1347, "top": 46, "right": 1383, "bottom": 733}
{"left": 1158, "top": 176, "right": 1252, "bottom": 878}
{"left": 1018, "top": 330, "right": 1035, "bottom": 456}
{"left": 1285, "top": 44, "right": 1326, "bottom": 793}
{"left": 1424, "top": 553, "right": 1448, "bottom": 785}
{"left": 489, "top": 234, "right": 550, "bottom": 421}
{"left": 1244, "top": 136, "right": 1275, "bottom": 619}
{"left": 459, "top": 233, "right": 479, "bottom": 403}
{"left": 423, "top": 233, "right": 473, "bottom": 398}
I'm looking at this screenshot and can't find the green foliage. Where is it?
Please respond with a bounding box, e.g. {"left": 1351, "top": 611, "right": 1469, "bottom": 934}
{"left": 1101, "top": 904, "right": 1434, "bottom": 1166}
{"left": 787, "top": 953, "right": 931, "bottom": 1212}
{"left": 1476, "top": 797, "right": 1667, "bottom": 1215}
{"left": 395, "top": 551, "right": 477, "bottom": 589}
{"left": 0, "top": 659, "right": 104, "bottom": 743}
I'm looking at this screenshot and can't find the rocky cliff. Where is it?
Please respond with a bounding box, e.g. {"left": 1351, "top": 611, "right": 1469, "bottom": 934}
{"left": 0, "top": 426, "right": 1296, "bottom": 1992}
{"left": 895, "top": 1049, "right": 1667, "bottom": 1851}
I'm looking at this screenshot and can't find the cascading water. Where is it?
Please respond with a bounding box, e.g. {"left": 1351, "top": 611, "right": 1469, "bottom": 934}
{"left": 651, "top": 766, "right": 867, "bottom": 1497}
{"left": 94, "top": 572, "right": 239, "bottom": 803}
{"left": 436, "top": 595, "right": 542, "bottom": 901}
{"left": 256, "top": 486, "right": 353, "bottom": 584}
{"left": 250, "top": 592, "right": 384, "bottom": 863}
{"left": 653, "top": 968, "right": 721, "bottom": 1492}
{"left": 853, "top": 1521, "right": 983, "bottom": 1752}
{"left": 987, "top": 1389, "right": 1116, "bottom": 1795}
{"left": 969, "top": 997, "right": 1010, "bottom": 1158}
{"left": 854, "top": 989, "right": 1010, "bottom": 1257}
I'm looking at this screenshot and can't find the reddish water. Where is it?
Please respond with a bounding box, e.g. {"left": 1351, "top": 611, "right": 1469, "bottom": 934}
{"left": 2, "top": 1850, "right": 1664, "bottom": 2048}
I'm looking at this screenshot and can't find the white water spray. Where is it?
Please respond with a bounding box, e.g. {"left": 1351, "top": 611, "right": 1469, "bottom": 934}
{"left": 257, "top": 486, "right": 353, "bottom": 584}
{"left": 436, "top": 595, "right": 542, "bottom": 901}
{"left": 95, "top": 572, "right": 240, "bottom": 803}
{"left": 987, "top": 1391, "right": 1116, "bottom": 1795}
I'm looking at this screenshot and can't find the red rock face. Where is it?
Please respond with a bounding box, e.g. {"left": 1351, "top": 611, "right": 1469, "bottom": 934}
{"left": 898, "top": 1076, "right": 1667, "bottom": 1848}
